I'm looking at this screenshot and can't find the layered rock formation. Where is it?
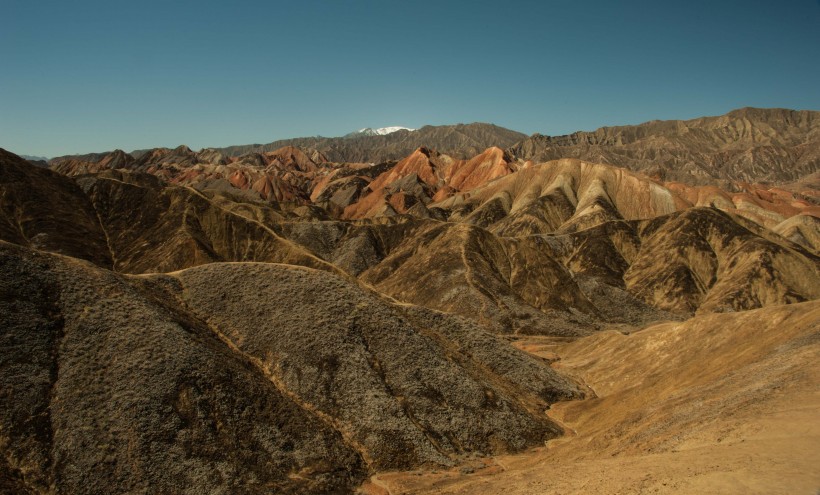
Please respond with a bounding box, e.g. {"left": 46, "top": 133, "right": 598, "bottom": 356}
{"left": 5, "top": 147, "right": 818, "bottom": 333}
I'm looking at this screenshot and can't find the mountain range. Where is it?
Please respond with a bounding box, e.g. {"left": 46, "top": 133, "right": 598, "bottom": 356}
{"left": 46, "top": 107, "right": 820, "bottom": 188}
{"left": 2, "top": 107, "right": 819, "bottom": 493}
{"left": 510, "top": 107, "right": 820, "bottom": 185}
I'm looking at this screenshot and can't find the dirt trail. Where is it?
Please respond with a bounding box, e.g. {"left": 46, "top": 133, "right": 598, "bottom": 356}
{"left": 359, "top": 475, "right": 393, "bottom": 495}
{"left": 360, "top": 302, "right": 820, "bottom": 494}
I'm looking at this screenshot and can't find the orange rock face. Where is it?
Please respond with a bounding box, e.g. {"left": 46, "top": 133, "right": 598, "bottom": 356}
{"left": 445, "top": 146, "right": 515, "bottom": 191}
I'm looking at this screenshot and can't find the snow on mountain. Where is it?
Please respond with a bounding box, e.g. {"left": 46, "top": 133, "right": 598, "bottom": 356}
{"left": 366, "top": 126, "right": 415, "bottom": 135}
{"left": 345, "top": 126, "right": 415, "bottom": 138}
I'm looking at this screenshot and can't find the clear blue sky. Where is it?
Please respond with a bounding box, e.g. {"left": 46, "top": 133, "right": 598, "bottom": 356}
{"left": 2, "top": 0, "right": 819, "bottom": 157}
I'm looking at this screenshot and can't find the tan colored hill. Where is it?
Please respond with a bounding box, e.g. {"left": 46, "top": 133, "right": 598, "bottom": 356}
{"left": 371, "top": 300, "right": 820, "bottom": 495}
{"left": 625, "top": 208, "right": 819, "bottom": 313}
{"left": 666, "top": 180, "right": 820, "bottom": 228}
{"left": 433, "top": 159, "right": 687, "bottom": 233}
{"left": 508, "top": 107, "right": 820, "bottom": 185}
{"left": 322, "top": 154, "right": 818, "bottom": 249}
{"left": 0, "top": 240, "right": 582, "bottom": 493}
{"left": 351, "top": 207, "right": 817, "bottom": 328}
{"left": 773, "top": 213, "right": 820, "bottom": 252}
{"left": 359, "top": 221, "right": 601, "bottom": 336}
{"left": 427, "top": 158, "right": 819, "bottom": 251}
{"left": 49, "top": 149, "right": 134, "bottom": 176}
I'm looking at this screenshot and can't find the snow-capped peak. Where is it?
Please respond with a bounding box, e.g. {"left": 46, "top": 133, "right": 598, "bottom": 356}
{"left": 365, "top": 126, "right": 414, "bottom": 135}
{"left": 350, "top": 126, "right": 415, "bottom": 137}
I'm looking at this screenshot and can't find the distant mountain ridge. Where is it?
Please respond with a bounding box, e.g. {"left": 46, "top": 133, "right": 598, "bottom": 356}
{"left": 20, "top": 154, "right": 49, "bottom": 162}
{"left": 508, "top": 107, "right": 820, "bottom": 185}
{"left": 211, "top": 122, "right": 527, "bottom": 163}
{"left": 48, "top": 108, "right": 820, "bottom": 186}
{"left": 6, "top": 145, "right": 819, "bottom": 327}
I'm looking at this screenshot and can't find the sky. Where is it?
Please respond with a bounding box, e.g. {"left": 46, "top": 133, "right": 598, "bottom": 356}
{"left": 2, "top": 0, "right": 820, "bottom": 158}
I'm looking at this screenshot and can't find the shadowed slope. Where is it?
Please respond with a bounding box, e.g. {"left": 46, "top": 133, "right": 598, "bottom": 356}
{"left": 359, "top": 221, "right": 599, "bottom": 335}
{"left": 162, "top": 262, "right": 582, "bottom": 469}
{"left": 277, "top": 216, "right": 430, "bottom": 276}
{"left": 0, "top": 149, "right": 112, "bottom": 267}
{"left": 0, "top": 241, "right": 366, "bottom": 494}
{"left": 625, "top": 208, "right": 820, "bottom": 313}
{"left": 538, "top": 209, "right": 819, "bottom": 315}
{"left": 76, "top": 170, "right": 333, "bottom": 274}
{"left": 2, "top": 150, "right": 333, "bottom": 274}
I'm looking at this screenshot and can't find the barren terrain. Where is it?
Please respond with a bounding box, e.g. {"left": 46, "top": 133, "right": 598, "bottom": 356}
{"left": 2, "top": 107, "right": 819, "bottom": 493}
{"left": 363, "top": 302, "right": 820, "bottom": 494}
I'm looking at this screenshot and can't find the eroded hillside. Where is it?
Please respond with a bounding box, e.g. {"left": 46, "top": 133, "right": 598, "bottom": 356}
{"left": 2, "top": 108, "right": 819, "bottom": 494}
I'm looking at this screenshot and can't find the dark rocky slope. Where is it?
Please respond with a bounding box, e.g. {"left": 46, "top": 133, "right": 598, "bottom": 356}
{"left": 0, "top": 241, "right": 583, "bottom": 492}
{"left": 0, "top": 149, "right": 111, "bottom": 268}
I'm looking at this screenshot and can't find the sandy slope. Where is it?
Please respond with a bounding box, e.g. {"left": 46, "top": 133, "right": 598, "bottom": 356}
{"left": 363, "top": 301, "right": 820, "bottom": 494}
